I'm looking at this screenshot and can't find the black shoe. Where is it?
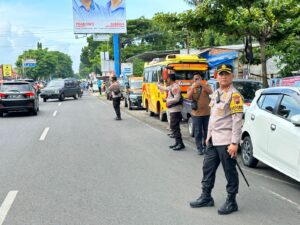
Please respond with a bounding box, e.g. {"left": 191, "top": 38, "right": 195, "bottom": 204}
{"left": 172, "top": 143, "right": 185, "bottom": 151}
{"left": 190, "top": 194, "right": 214, "bottom": 208}
{"left": 218, "top": 194, "right": 238, "bottom": 215}
{"left": 168, "top": 134, "right": 175, "bottom": 138}
{"left": 114, "top": 117, "right": 121, "bottom": 120}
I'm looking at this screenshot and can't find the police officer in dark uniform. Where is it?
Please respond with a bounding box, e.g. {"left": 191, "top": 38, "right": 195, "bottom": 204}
{"left": 189, "top": 64, "right": 244, "bottom": 215}
{"left": 108, "top": 76, "right": 122, "bottom": 120}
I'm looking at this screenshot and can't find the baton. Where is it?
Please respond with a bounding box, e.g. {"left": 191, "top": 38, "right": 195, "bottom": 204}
{"left": 235, "top": 159, "right": 250, "bottom": 187}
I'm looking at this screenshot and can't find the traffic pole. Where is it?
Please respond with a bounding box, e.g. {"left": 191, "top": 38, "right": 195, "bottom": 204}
{"left": 113, "top": 34, "right": 120, "bottom": 78}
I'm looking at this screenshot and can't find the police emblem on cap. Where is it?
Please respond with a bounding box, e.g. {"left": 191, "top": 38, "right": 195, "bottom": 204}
{"left": 217, "top": 64, "right": 233, "bottom": 74}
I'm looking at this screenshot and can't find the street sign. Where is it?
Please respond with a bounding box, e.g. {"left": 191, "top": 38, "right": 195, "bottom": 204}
{"left": 121, "top": 63, "right": 133, "bottom": 77}
{"left": 23, "top": 59, "right": 37, "bottom": 68}
{"left": 23, "top": 63, "right": 36, "bottom": 68}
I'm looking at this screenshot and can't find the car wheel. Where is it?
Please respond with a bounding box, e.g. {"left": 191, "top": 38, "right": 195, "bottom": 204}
{"left": 129, "top": 100, "right": 132, "bottom": 110}
{"left": 241, "top": 136, "right": 259, "bottom": 167}
{"left": 43, "top": 98, "right": 47, "bottom": 102}
{"left": 59, "top": 93, "right": 65, "bottom": 101}
{"left": 74, "top": 93, "right": 79, "bottom": 100}
{"left": 146, "top": 102, "right": 154, "bottom": 116}
{"left": 124, "top": 98, "right": 128, "bottom": 107}
{"left": 32, "top": 107, "right": 38, "bottom": 116}
{"left": 188, "top": 117, "right": 194, "bottom": 137}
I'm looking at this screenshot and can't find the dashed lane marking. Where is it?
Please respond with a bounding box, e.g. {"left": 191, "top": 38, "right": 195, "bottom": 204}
{"left": 0, "top": 191, "right": 18, "bottom": 225}
{"left": 58, "top": 103, "right": 62, "bottom": 106}
{"left": 39, "top": 127, "right": 50, "bottom": 141}
{"left": 53, "top": 110, "right": 57, "bottom": 117}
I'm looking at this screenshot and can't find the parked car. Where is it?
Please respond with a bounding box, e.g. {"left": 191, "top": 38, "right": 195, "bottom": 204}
{"left": 18, "top": 78, "right": 41, "bottom": 94}
{"left": 40, "top": 78, "right": 81, "bottom": 102}
{"left": 0, "top": 81, "right": 39, "bottom": 116}
{"left": 184, "top": 79, "right": 263, "bottom": 137}
{"left": 241, "top": 87, "right": 300, "bottom": 182}
{"left": 123, "top": 77, "right": 143, "bottom": 110}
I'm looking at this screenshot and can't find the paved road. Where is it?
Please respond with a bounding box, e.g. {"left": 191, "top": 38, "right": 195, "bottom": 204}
{"left": 0, "top": 91, "right": 299, "bottom": 225}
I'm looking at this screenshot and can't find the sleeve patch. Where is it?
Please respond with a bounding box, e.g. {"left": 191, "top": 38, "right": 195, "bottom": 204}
{"left": 230, "top": 93, "right": 244, "bottom": 114}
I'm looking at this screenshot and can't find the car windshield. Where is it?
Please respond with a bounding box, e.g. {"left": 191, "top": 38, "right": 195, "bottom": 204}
{"left": 233, "top": 81, "right": 263, "bottom": 103}
{"left": 130, "top": 80, "right": 142, "bottom": 89}
{"left": 47, "top": 80, "right": 64, "bottom": 88}
{"left": 0, "top": 83, "right": 31, "bottom": 92}
{"left": 174, "top": 70, "right": 207, "bottom": 80}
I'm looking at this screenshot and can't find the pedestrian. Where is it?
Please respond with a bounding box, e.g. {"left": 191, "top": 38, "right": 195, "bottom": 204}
{"left": 97, "top": 79, "right": 103, "bottom": 95}
{"left": 186, "top": 72, "right": 212, "bottom": 155}
{"left": 189, "top": 64, "right": 244, "bottom": 215}
{"left": 158, "top": 73, "right": 185, "bottom": 151}
{"left": 108, "top": 76, "right": 122, "bottom": 120}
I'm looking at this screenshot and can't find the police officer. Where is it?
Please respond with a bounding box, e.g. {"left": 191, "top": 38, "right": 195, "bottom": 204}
{"left": 189, "top": 64, "right": 243, "bottom": 215}
{"left": 158, "top": 73, "right": 185, "bottom": 151}
{"left": 108, "top": 76, "right": 122, "bottom": 120}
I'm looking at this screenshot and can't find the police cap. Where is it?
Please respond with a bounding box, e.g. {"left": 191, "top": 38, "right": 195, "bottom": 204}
{"left": 217, "top": 64, "right": 233, "bottom": 75}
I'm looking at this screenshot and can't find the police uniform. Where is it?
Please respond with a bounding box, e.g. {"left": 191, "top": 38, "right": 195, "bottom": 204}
{"left": 158, "top": 77, "right": 184, "bottom": 150}
{"left": 190, "top": 64, "right": 243, "bottom": 215}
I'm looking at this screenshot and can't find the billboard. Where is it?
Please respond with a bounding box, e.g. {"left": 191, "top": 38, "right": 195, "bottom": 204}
{"left": 72, "top": 0, "right": 127, "bottom": 34}
{"left": 2, "top": 64, "right": 12, "bottom": 77}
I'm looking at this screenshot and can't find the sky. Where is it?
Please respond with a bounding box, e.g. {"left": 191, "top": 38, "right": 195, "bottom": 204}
{"left": 0, "top": 0, "right": 192, "bottom": 73}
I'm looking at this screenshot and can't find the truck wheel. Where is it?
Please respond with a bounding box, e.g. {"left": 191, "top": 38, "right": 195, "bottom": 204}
{"left": 188, "top": 117, "right": 194, "bottom": 137}
{"left": 43, "top": 98, "right": 47, "bottom": 102}
{"left": 242, "top": 136, "right": 259, "bottom": 167}
{"left": 74, "top": 93, "right": 79, "bottom": 100}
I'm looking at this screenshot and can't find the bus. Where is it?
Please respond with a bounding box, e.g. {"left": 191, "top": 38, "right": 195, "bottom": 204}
{"left": 142, "top": 54, "right": 208, "bottom": 121}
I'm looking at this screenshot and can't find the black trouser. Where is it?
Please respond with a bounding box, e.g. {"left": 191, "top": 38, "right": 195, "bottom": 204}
{"left": 201, "top": 140, "right": 239, "bottom": 194}
{"left": 170, "top": 112, "right": 183, "bottom": 143}
{"left": 113, "top": 97, "right": 121, "bottom": 118}
{"left": 192, "top": 115, "right": 209, "bottom": 150}
{"left": 98, "top": 87, "right": 102, "bottom": 95}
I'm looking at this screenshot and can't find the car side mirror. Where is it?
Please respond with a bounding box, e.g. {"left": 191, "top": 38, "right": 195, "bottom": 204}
{"left": 291, "top": 115, "right": 300, "bottom": 126}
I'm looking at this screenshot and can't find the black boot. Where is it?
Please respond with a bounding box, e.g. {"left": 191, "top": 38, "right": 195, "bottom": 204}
{"left": 169, "top": 141, "right": 178, "bottom": 149}
{"left": 190, "top": 193, "right": 214, "bottom": 208}
{"left": 197, "top": 147, "right": 203, "bottom": 155}
{"left": 172, "top": 140, "right": 185, "bottom": 151}
{"left": 218, "top": 193, "right": 238, "bottom": 215}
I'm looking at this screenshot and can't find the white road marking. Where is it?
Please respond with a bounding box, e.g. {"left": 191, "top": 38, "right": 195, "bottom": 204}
{"left": 242, "top": 167, "right": 299, "bottom": 187}
{"left": 0, "top": 191, "right": 18, "bottom": 225}
{"left": 39, "top": 127, "right": 50, "bottom": 141}
{"left": 58, "top": 103, "right": 62, "bottom": 106}
{"left": 53, "top": 110, "right": 57, "bottom": 117}
{"left": 261, "top": 187, "right": 300, "bottom": 211}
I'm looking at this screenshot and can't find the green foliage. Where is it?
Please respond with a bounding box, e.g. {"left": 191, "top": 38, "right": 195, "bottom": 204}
{"left": 16, "top": 46, "right": 74, "bottom": 80}
{"left": 132, "top": 57, "right": 145, "bottom": 76}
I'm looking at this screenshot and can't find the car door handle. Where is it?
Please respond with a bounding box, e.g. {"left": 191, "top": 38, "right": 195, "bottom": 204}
{"left": 270, "top": 124, "right": 276, "bottom": 131}
{"left": 251, "top": 114, "right": 255, "bottom": 121}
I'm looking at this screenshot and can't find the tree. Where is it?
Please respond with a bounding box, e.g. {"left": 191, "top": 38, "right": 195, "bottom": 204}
{"left": 184, "top": 0, "right": 299, "bottom": 87}
{"left": 16, "top": 47, "right": 74, "bottom": 80}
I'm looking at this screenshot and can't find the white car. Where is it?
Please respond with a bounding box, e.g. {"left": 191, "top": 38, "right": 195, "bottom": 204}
{"left": 241, "top": 87, "right": 300, "bottom": 182}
